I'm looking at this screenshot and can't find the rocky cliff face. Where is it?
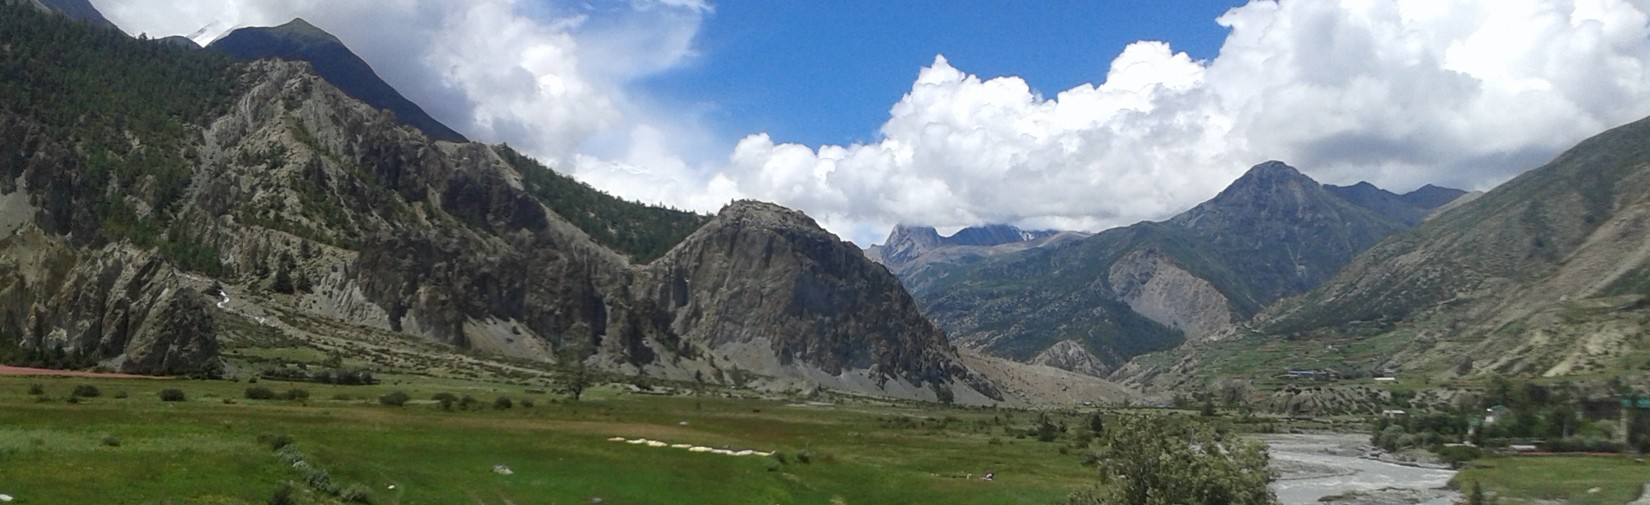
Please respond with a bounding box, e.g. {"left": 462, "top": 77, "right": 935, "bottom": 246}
{"left": 0, "top": 229, "right": 217, "bottom": 375}
{"left": 638, "top": 201, "right": 997, "bottom": 400}
{"left": 1107, "top": 249, "right": 1233, "bottom": 339}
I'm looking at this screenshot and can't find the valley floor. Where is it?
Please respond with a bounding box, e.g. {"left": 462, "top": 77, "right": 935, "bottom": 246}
{"left": 0, "top": 374, "right": 1097, "bottom": 505}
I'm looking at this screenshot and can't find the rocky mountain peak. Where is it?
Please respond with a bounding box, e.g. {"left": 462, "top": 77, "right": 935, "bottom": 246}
{"left": 267, "top": 18, "right": 343, "bottom": 46}
{"left": 1400, "top": 184, "right": 1469, "bottom": 209}
{"left": 209, "top": 19, "right": 468, "bottom": 142}
{"left": 713, "top": 199, "right": 824, "bottom": 232}
{"left": 1173, "top": 161, "right": 1336, "bottom": 232}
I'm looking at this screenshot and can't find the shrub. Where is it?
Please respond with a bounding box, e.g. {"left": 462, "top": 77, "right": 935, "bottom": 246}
{"left": 282, "top": 389, "right": 310, "bottom": 401}
{"left": 269, "top": 483, "right": 295, "bottom": 505}
{"left": 245, "top": 387, "right": 277, "bottom": 400}
{"left": 303, "top": 467, "right": 336, "bottom": 494}
{"left": 159, "top": 389, "right": 187, "bottom": 402}
{"left": 378, "top": 391, "right": 410, "bottom": 406}
{"left": 101, "top": 435, "right": 120, "bottom": 447}
{"left": 1432, "top": 445, "right": 1482, "bottom": 467}
{"left": 459, "top": 395, "right": 478, "bottom": 410}
{"left": 26, "top": 384, "right": 43, "bottom": 395}
{"left": 258, "top": 433, "right": 294, "bottom": 451}
{"left": 72, "top": 384, "right": 101, "bottom": 398}
{"left": 520, "top": 399, "right": 535, "bottom": 408}
{"left": 432, "top": 392, "right": 457, "bottom": 410}
{"left": 493, "top": 396, "right": 513, "bottom": 409}
{"left": 796, "top": 449, "right": 812, "bottom": 464}
{"left": 338, "top": 483, "right": 372, "bottom": 503}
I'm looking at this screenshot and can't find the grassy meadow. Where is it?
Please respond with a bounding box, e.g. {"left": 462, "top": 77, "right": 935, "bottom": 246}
{"left": 1453, "top": 455, "right": 1650, "bottom": 505}
{"left": 0, "top": 374, "right": 1105, "bottom": 505}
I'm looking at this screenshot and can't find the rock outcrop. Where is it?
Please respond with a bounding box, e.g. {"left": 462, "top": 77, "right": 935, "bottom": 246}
{"left": 638, "top": 201, "right": 997, "bottom": 401}
{"left": 1107, "top": 249, "right": 1234, "bottom": 339}
{"left": 0, "top": 231, "right": 217, "bottom": 375}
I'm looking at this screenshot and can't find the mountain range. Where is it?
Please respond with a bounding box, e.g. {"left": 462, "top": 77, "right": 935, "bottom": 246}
{"left": 884, "top": 161, "right": 1466, "bottom": 376}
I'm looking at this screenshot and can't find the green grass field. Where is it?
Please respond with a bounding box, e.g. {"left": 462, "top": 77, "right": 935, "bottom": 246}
{"left": 0, "top": 374, "right": 1103, "bottom": 505}
{"left": 1453, "top": 455, "right": 1650, "bottom": 504}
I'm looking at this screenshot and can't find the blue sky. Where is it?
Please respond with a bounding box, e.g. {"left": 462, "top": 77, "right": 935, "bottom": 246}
{"left": 640, "top": 1, "right": 1245, "bottom": 148}
{"left": 99, "top": 0, "right": 1650, "bottom": 244}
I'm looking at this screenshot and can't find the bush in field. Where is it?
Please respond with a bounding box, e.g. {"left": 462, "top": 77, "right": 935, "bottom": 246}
{"left": 303, "top": 467, "right": 336, "bottom": 494}
{"left": 1066, "top": 415, "right": 1273, "bottom": 505}
{"left": 493, "top": 396, "right": 513, "bottom": 409}
{"left": 258, "top": 433, "right": 294, "bottom": 451}
{"left": 158, "top": 389, "right": 186, "bottom": 402}
{"left": 338, "top": 483, "right": 372, "bottom": 503}
{"left": 26, "top": 383, "right": 44, "bottom": 395}
{"left": 245, "top": 387, "right": 277, "bottom": 400}
{"left": 269, "top": 483, "right": 295, "bottom": 505}
{"left": 72, "top": 384, "right": 101, "bottom": 398}
{"left": 432, "top": 392, "right": 457, "bottom": 410}
{"left": 378, "top": 391, "right": 410, "bottom": 407}
{"left": 282, "top": 389, "right": 310, "bottom": 401}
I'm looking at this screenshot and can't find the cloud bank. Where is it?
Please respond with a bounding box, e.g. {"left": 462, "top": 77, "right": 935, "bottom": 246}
{"left": 96, "top": 1, "right": 1650, "bottom": 246}
{"left": 715, "top": 0, "right": 1650, "bottom": 243}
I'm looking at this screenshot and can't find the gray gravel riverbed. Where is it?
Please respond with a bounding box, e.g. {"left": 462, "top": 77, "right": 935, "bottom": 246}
{"left": 1265, "top": 433, "right": 1460, "bottom": 505}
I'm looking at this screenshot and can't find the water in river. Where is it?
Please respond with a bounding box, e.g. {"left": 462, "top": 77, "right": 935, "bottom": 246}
{"left": 1266, "top": 434, "right": 1460, "bottom": 505}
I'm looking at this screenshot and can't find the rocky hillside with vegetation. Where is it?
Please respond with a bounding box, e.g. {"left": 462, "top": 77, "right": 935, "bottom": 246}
{"left": 208, "top": 18, "right": 467, "bottom": 142}
{"left": 0, "top": 4, "right": 993, "bottom": 402}
{"left": 1251, "top": 114, "right": 1650, "bottom": 379}
{"left": 909, "top": 161, "right": 1458, "bottom": 376}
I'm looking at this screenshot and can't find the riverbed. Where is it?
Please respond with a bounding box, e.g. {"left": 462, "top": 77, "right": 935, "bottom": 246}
{"left": 1266, "top": 433, "right": 1460, "bottom": 505}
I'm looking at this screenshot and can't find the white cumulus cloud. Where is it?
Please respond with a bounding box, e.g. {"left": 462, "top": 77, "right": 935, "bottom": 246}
{"left": 714, "top": 0, "right": 1650, "bottom": 244}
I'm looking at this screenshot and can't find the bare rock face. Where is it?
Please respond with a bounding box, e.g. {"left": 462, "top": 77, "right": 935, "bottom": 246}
{"left": 0, "top": 231, "right": 217, "bottom": 375}
{"left": 1108, "top": 249, "right": 1235, "bottom": 340}
{"left": 639, "top": 201, "right": 998, "bottom": 401}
